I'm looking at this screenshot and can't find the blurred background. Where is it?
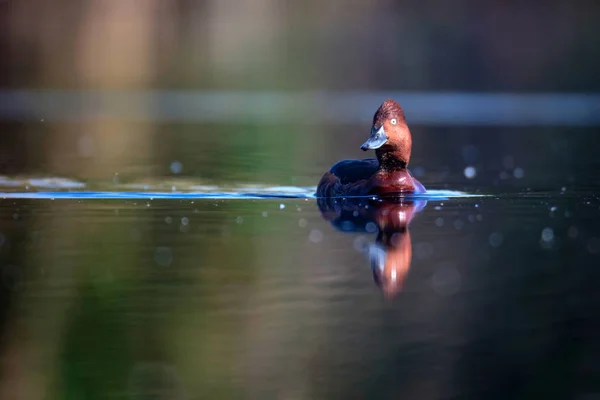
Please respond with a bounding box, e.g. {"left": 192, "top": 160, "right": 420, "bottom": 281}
{"left": 1, "top": 1, "right": 600, "bottom": 399}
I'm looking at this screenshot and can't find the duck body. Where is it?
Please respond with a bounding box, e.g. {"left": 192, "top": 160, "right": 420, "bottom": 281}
{"left": 316, "top": 158, "right": 425, "bottom": 197}
{"left": 316, "top": 99, "right": 426, "bottom": 198}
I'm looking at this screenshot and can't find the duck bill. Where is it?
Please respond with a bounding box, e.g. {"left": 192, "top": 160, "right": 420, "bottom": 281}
{"left": 360, "top": 126, "right": 388, "bottom": 151}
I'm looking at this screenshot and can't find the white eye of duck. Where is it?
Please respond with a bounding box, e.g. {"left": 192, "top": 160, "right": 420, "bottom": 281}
{"left": 390, "top": 118, "right": 397, "bottom": 125}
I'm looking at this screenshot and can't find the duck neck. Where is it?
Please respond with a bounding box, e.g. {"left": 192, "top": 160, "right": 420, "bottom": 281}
{"left": 376, "top": 150, "right": 408, "bottom": 172}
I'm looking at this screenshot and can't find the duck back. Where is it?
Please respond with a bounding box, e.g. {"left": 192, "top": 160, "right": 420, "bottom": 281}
{"left": 329, "top": 159, "right": 379, "bottom": 184}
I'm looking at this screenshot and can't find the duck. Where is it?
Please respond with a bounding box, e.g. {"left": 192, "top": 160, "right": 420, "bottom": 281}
{"left": 316, "top": 99, "right": 425, "bottom": 197}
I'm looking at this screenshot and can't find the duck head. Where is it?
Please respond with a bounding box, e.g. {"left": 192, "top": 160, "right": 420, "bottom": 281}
{"left": 360, "top": 99, "right": 413, "bottom": 167}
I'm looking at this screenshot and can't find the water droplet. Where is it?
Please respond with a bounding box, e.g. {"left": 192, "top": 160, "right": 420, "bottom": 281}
{"left": 155, "top": 247, "right": 173, "bottom": 267}
{"left": 561, "top": 186, "right": 567, "bottom": 193}
{"left": 489, "top": 232, "right": 503, "bottom": 247}
{"left": 434, "top": 206, "right": 441, "bottom": 211}
{"left": 170, "top": 161, "right": 183, "bottom": 174}
{"left": 468, "top": 215, "right": 475, "bottom": 223}
{"left": 298, "top": 218, "right": 307, "bottom": 228}
{"left": 513, "top": 168, "right": 525, "bottom": 179}
{"left": 262, "top": 211, "right": 268, "bottom": 217}
{"left": 541, "top": 227, "right": 554, "bottom": 243}
{"left": 435, "top": 217, "right": 444, "bottom": 227}
{"left": 453, "top": 219, "right": 464, "bottom": 230}
{"left": 309, "top": 229, "right": 324, "bottom": 243}
{"left": 550, "top": 206, "right": 558, "bottom": 212}
{"left": 165, "top": 216, "right": 172, "bottom": 224}
{"left": 352, "top": 210, "right": 359, "bottom": 217}
{"left": 181, "top": 217, "right": 189, "bottom": 226}
{"left": 279, "top": 203, "right": 285, "bottom": 210}
{"left": 235, "top": 216, "right": 243, "bottom": 224}
{"left": 464, "top": 166, "right": 477, "bottom": 179}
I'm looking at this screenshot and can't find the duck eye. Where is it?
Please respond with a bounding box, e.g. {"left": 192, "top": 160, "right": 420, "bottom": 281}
{"left": 391, "top": 118, "right": 397, "bottom": 125}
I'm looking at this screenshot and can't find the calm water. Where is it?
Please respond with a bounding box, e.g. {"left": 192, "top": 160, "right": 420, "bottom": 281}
{"left": 1, "top": 124, "right": 600, "bottom": 399}
{"left": 1, "top": 190, "right": 599, "bottom": 399}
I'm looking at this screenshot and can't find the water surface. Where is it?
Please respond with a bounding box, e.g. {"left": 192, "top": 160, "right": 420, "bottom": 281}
{"left": 1, "top": 185, "right": 599, "bottom": 398}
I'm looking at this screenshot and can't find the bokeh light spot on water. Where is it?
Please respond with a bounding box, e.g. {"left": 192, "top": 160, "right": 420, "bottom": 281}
{"left": 262, "top": 211, "right": 268, "bottom": 217}
{"left": 170, "top": 161, "right": 183, "bottom": 174}
{"left": 298, "top": 218, "right": 307, "bottom": 228}
{"left": 236, "top": 216, "right": 243, "bottom": 224}
{"left": 464, "top": 166, "right": 477, "bottom": 179}
{"left": 432, "top": 262, "right": 461, "bottom": 296}
{"left": 279, "top": 203, "right": 285, "bottom": 210}
{"left": 435, "top": 217, "right": 444, "bottom": 227}
{"left": 587, "top": 237, "right": 600, "bottom": 254}
{"left": 309, "top": 229, "right": 324, "bottom": 243}
{"left": 489, "top": 232, "right": 504, "bottom": 248}
{"left": 415, "top": 242, "right": 434, "bottom": 260}
{"left": 514, "top": 167, "right": 525, "bottom": 179}
{"left": 340, "top": 220, "right": 355, "bottom": 232}
{"left": 155, "top": 247, "right": 173, "bottom": 267}
{"left": 181, "top": 217, "right": 189, "bottom": 226}
{"left": 541, "top": 227, "right": 554, "bottom": 243}
{"left": 165, "top": 216, "right": 172, "bottom": 224}
{"left": 502, "top": 155, "right": 515, "bottom": 170}
{"left": 453, "top": 219, "right": 464, "bottom": 230}
{"left": 353, "top": 236, "right": 368, "bottom": 253}
{"left": 365, "top": 222, "right": 378, "bottom": 233}
{"left": 567, "top": 226, "right": 579, "bottom": 239}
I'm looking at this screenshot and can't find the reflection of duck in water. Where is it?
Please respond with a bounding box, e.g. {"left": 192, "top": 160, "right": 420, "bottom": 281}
{"left": 317, "top": 196, "right": 426, "bottom": 298}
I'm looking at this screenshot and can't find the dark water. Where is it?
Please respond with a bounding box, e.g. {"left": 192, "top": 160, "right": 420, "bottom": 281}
{"left": 1, "top": 188, "right": 599, "bottom": 399}
{"left": 1, "top": 123, "right": 600, "bottom": 399}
